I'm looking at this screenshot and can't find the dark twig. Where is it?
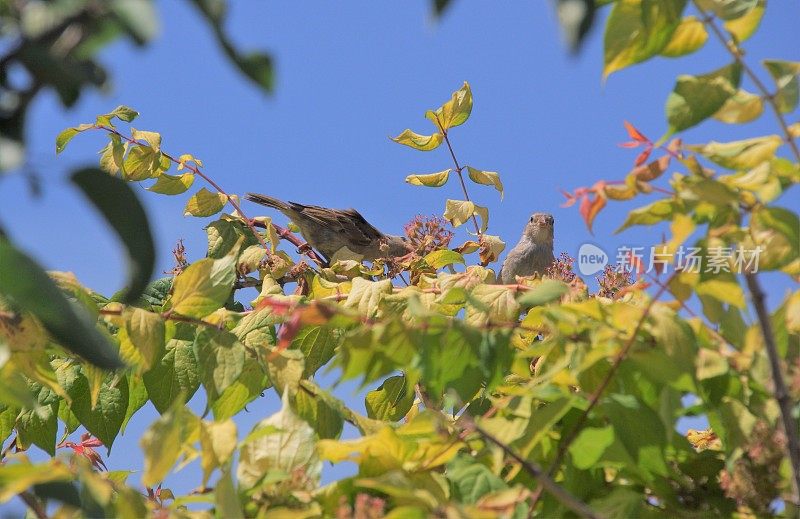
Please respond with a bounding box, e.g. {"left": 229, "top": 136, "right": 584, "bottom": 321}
{"left": 19, "top": 491, "right": 47, "bottom": 519}
{"left": 744, "top": 273, "right": 800, "bottom": 500}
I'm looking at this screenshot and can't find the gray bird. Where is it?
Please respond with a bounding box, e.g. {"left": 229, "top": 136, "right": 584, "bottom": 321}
{"left": 245, "top": 193, "right": 411, "bottom": 264}
{"left": 498, "top": 213, "right": 555, "bottom": 284}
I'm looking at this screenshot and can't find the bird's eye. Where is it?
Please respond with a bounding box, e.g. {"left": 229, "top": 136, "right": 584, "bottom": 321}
{"left": 530, "top": 216, "right": 535, "bottom": 223}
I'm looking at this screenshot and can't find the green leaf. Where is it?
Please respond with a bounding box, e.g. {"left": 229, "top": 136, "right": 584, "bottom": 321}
{"left": 0, "top": 460, "right": 73, "bottom": 502}
{"left": 99, "top": 133, "right": 126, "bottom": 174}
{"left": 200, "top": 419, "right": 237, "bottom": 487}
{"left": 603, "top": 0, "right": 687, "bottom": 78}
{"left": 140, "top": 400, "right": 198, "bottom": 487}
{"left": 405, "top": 169, "right": 451, "bottom": 187}
{"left": 295, "top": 388, "right": 344, "bottom": 440}
{"left": 616, "top": 199, "right": 676, "bottom": 232}
{"left": 0, "top": 239, "right": 123, "bottom": 369}
{"left": 447, "top": 455, "right": 507, "bottom": 505}
{"left": 666, "top": 62, "right": 741, "bottom": 132}
{"left": 211, "top": 357, "right": 270, "bottom": 420}
{"left": 165, "top": 243, "right": 238, "bottom": 318}
{"left": 696, "top": 279, "right": 745, "bottom": 308}
{"left": 466, "top": 166, "right": 504, "bottom": 199}
{"left": 130, "top": 128, "right": 162, "bottom": 150}
{"left": 214, "top": 469, "right": 244, "bottom": 519}
{"left": 569, "top": 426, "right": 615, "bottom": 469}
{"left": 267, "top": 349, "right": 304, "bottom": 396}
{"left": 763, "top": 60, "right": 800, "bottom": 114}
{"left": 423, "top": 249, "right": 465, "bottom": 269}
{"left": 121, "top": 308, "right": 165, "bottom": 371}
{"left": 425, "top": 81, "right": 473, "bottom": 130}
{"left": 713, "top": 89, "right": 764, "bottom": 124}
{"left": 517, "top": 280, "right": 569, "bottom": 306}
{"left": 123, "top": 145, "right": 163, "bottom": 181}
{"left": 105, "top": 106, "right": 139, "bottom": 123}
{"left": 237, "top": 390, "right": 321, "bottom": 490}
{"left": 365, "top": 375, "right": 414, "bottom": 421}
{"left": 64, "top": 368, "right": 129, "bottom": 450}
{"left": 55, "top": 123, "right": 94, "bottom": 154}
{"left": 109, "top": 0, "right": 159, "bottom": 44}
{"left": 391, "top": 129, "right": 443, "bottom": 151}
{"left": 294, "top": 326, "right": 340, "bottom": 378}
{"left": 659, "top": 16, "right": 707, "bottom": 57}
{"left": 16, "top": 384, "right": 58, "bottom": 455}
{"left": 143, "top": 337, "right": 201, "bottom": 414}
{"left": 72, "top": 167, "right": 155, "bottom": 304}
{"left": 148, "top": 173, "right": 195, "bottom": 195}
{"left": 184, "top": 188, "right": 227, "bottom": 217}
{"left": 193, "top": 328, "right": 246, "bottom": 396}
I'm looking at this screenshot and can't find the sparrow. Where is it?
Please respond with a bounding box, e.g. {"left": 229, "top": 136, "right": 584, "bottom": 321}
{"left": 498, "top": 213, "right": 555, "bottom": 284}
{"left": 244, "top": 193, "right": 411, "bottom": 264}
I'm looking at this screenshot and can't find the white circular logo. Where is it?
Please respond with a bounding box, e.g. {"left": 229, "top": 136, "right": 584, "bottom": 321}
{"left": 578, "top": 243, "right": 608, "bottom": 276}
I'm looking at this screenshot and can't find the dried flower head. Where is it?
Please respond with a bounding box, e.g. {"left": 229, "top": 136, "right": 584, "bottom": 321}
{"left": 596, "top": 264, "right": 633, "bottom": 299}
{"left": 404, "top": 215, "right": 454, "bottom": 257}
{"left": 546, "top": 252, "right": 576, "bottom": 283}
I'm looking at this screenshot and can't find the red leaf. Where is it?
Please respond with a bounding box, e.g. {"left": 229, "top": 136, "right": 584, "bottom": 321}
{"left": 634, "top": 146, "right": 653, "bottom": 166}
{"left": 623, "top": 120, "right": 648, "bottom": 143}
{"left": 579, "top": 195, "right": 607, "bottom": 235}
{"left": 618, "top": 141, "right": 641, "bottom": 148}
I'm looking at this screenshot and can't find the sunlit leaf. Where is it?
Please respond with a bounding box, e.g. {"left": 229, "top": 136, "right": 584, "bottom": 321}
{"left": 443, "top": 199, "right": 475, "bottom": 228}
{"left": 391, "top": 129, "right": 443, "bottom": 151}
{"left": 424, "top": 249, "right": 465, "bottom": 269}
{"left": 405, "top": 169, "right": 451, "bottom": 187}
{"left": 660, "top": 16, "right": 707, "bottom": 57}
{"left": 518, "top": 280, "right": 569, "bottom": 306}
{"left": 466, "top": 167, "right": 504, "bottom": 199}
{"left": 165, "top": 241, "right": 239, "bottom": 318}
{"left": 55, "top": 124, "right": 94, "bottom": 154}
{"left": 365, "top": 375, "right": 414, "bottom": 421}
{"left": 603, "top": 0, "right": 687, "bottom": 78}
{"left": 713, "top": 89, "right": 764, "bottom": 124}
{"left": 688, "top": 135, "right": 781, "bottom": 170}
{"left": 695, "top": 0, "right": 758, "bottom": 20}
{"left": 723, "top": 0, "right": 764, "bottom": 41}
{"left": 666, "top": 63, "right": 741, "bottom": 132}
{"left": 425, "top": 81, "right": 473, "bottom": 130}
{"left": 148, "top": 173, "right": 195, "bottom": 195}
{"left": 184, "top": 188, "right": 228, "bottom": 217}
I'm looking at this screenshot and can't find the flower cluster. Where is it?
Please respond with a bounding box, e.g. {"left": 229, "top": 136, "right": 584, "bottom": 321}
{"left": 596, "top": 264, "right": 633, "bottom": 299}
{"left": 404, "top": 215, "right": 454, "bottom": 256}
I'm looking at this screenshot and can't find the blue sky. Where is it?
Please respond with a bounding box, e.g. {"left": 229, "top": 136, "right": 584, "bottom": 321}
{"left": 1, "top": 0, "right": 798, "bottom": 508}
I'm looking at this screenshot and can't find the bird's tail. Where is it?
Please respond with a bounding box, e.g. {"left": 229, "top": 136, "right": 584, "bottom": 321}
{"left": 244, "top": 193, "right": 290, "bottom": 211}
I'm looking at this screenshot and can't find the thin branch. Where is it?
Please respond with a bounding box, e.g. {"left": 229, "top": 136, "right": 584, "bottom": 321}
{"left": 744, "top": 272, "right": 800, "bottom": 500}
{"left": 97, "top": 125, "right": 277, "bottom": 257}
{"left": 695, "top": 2, "right": 800, "bottom": 162}
{"left": 251, "top": 220, "right": 326, "bottom": 267}
{"left": 415, "top": 385, "right": 598, "bottom": 518}
{"left": 530, "top": 273, "right": 675, "bottom": 506}
{"left": 433, "top": 117, "right": 482, "bottom": 237}
{"left": 19, "top": 491, "right": 47, "bottom": 519}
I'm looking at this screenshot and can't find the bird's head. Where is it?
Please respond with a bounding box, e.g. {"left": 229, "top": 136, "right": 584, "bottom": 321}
{"left": 381, "top": 235, "right": 414, "bottom": 258}
{"left": 523, "top": 212, "right": 555, "bottom": 245}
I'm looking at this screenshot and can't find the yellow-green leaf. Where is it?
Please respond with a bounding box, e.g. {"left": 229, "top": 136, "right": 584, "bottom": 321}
{"left": 689, "top": 135, "right": 781, "bottom": 170}
{"left": 666, "top": 62, "right": 741, "bottom": 132}
{"left": 424, "top": 249, "right": 465, "bottom": 269}
{"left": 99, "top": 133, "right": 126, "bottom": 174}
{"left": 713, "top": 89, "right": 764, "bottom": 124}
{"left": 696, "top": 279, "right": 745, "bottom": 308}
{"left": 166, "top": 242, "right": 239, "bottom": 318}
{"left": 184, "top": 188, "right": 228, "bottom": 217}
{"left": 344, "top": 278, "right": 392, "bottom": 317}
{"left": 723, "top": 0, "right": 764, "bottom": 41}
{"left": 200, "top": 419, "right": 237, "bottom": 486}
{"left": 466, "top": 166, "right": 504, "bottom": 199}
{"left": 405, "top": 169, "right": 451, "bottom": 187}
{"left": 123, "top": 145, "right": 163, "bottom": 181}
{"left": 444, "top": 199, "right": 475, "bottom": 228}
{"left": 123, "top": 308, "right": 165, "bottom": 370}
{"left": 660, "top": 16, "right": 707, "bottom": 57}
{"left": 55, "top": 123, "right": 94, "bottom": 154}
{"left": 391, "top": 129, "right": 443, "bottom": 151}
{"left": 149, "top": 173, "right": 195, "bottom": 195}
{"left": 131, "top": 128, "right": 162, "bottom": 151}
{"left": 603, "top": 0, "right": 686, "bottom": 78}
{"left": 424, "top": 81, "right": 473, "bottom": 130}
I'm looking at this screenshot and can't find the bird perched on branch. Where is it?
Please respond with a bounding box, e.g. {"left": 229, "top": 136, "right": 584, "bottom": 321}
{"left": 245, "top": 193, "right": 411, "bottom": 264}
{"left": 498, "top": 213, "right": 555, "bottom": 284}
